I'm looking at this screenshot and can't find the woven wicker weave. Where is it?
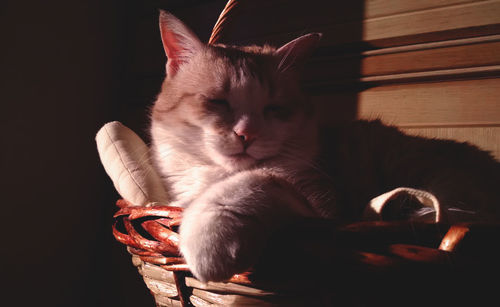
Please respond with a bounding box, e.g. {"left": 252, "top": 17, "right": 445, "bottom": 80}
{"left": 113, "top": 199, "right": 500, "bottom": 306}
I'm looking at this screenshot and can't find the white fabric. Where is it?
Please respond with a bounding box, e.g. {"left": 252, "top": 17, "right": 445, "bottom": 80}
{"left": 364, "top": 187, "right": 441, "bottom": 222}
{"left": 96, "top": 121, "right": 170, "bottom": 206}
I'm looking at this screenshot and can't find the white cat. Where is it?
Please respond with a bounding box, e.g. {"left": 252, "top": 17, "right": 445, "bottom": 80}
{"left": 150, "top": 11, "right": 500, "bottom": 282}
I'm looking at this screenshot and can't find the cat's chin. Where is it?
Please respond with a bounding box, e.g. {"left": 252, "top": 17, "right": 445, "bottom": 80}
{"left": 217, "top": 153, "right": 258, "bottom": 171}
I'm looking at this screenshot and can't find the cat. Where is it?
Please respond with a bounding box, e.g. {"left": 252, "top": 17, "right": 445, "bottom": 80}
{"left": 149, "top": 11, "right": 500, "bottom": 282}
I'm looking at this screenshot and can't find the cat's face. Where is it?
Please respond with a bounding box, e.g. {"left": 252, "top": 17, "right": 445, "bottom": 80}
{"left": 151, "top": 12, "right": 321, "bottom": 171}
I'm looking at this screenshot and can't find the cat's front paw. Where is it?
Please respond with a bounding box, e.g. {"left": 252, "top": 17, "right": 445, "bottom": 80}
{"left": 179, "top": 200, "right": 265, "bottom": 282}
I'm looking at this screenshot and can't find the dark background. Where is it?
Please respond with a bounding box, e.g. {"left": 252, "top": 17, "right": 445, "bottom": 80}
{"left": 1, "top": 0, "right": 225, "bottom": 306}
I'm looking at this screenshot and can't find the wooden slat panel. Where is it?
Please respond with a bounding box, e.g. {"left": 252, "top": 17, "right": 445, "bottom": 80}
{"left": 362, "top": 0, "right": 500, "bottom": 44}
{"left": 358, "top": 66, "right": 500, "bottom": 84}
{"left": 402, "top": 126, "right": 500, "bottom": 159}
{"left": 356, "top": 78, "right": 500, "bottom": 126}
{"left": 361, "top": 40, "right": 500, "bottom": 76}
{"left": 304, "top": 36, "right": 500, "bottom": 86}
{"left": 364, "top": 0, "right": 482, "bottom": 19}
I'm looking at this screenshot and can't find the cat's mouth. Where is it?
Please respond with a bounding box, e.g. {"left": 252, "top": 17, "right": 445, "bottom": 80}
{"left": 228, "top": 152, "right": 254, "bottom": 161}
{"left": 224, "top": 152, "right": 257, "bottom": 168}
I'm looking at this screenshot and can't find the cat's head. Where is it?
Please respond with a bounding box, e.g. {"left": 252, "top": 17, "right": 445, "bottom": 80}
{"left": 151, "top": 11, "right": 321, "bottom": 171}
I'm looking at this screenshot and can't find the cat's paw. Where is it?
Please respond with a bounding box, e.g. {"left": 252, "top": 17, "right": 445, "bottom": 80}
{"left": 177, "top": 170, "right": 314, "bottom": 282}
{"left": 179, "top": 200, "right": 263, "bottom": 282}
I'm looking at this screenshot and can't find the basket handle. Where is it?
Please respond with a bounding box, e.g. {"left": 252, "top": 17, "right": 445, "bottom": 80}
{"left": 209, "top": 0, "right": 241, "bottom": 44}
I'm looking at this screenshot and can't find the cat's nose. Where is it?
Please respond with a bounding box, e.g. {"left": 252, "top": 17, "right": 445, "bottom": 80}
{"left": 234, "top": 130, "right": 255, "bottom": 148}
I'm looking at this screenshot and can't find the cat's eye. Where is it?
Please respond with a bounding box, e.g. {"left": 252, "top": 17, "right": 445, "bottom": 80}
{"left": 208, "top": 99, "right": 229, "bottom": 106}
{"left": 206, "top": 98, "right": 230, "bottom": 111}
{"left": 264, "top": 104, "right": 292, "bottom": 119}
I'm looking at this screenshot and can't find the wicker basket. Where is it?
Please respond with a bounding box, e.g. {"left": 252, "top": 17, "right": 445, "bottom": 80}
{"left": 113, "top": 199, "right": 500, "bottom": 306}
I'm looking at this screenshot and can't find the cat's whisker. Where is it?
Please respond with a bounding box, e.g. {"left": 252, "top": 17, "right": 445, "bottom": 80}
{"left": 277, "top": 46, "right": 294, "bottom": 73}
{"left": 279, "top": 149, "right": 330, "bottom": 180}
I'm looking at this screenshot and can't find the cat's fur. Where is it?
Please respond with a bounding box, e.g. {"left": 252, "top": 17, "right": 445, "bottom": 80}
{"left": 150, "top": 11, "right": 500, "bottom": 282}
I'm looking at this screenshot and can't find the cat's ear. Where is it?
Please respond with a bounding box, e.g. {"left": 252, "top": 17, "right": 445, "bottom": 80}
{"left": 159, "top": 10, "right": 203, "bottom": 76}
{"left": 275, "top": 33, "right": 322, "bottom": 72}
